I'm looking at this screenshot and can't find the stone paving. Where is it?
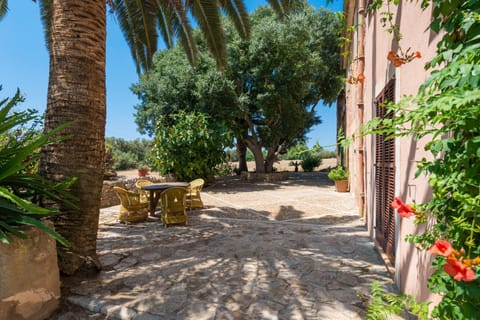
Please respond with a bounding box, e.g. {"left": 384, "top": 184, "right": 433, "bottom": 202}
{"left": 56, "top": 173, "right": 399, "bottom": 320}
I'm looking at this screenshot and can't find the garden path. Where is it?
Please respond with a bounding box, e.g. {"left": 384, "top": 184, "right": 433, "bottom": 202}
{"left": 53, "top": 172, "right": 402, "bottom": 320}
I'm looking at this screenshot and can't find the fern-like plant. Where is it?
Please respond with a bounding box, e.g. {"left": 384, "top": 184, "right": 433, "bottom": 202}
{"left": 364, "top": 281, "right": 429, "bottom": 320}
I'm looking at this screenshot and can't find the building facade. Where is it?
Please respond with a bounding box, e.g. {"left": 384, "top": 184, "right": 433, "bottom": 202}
{"left": 341, "top": 0, "right": 441, "bottom": 303}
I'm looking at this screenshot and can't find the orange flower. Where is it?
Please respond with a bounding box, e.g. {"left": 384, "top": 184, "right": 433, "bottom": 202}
{"left": 394, "top": 58, "right": 404, "bottom": 67}
{"left": 473, "top": 256, "right": 480, "bottom": 265}
{"left": 444, "top": 258, "right": 476, "bottom": 282}
{"left": 430, "top": 240, "right": 453, "bottom": 257}
{"left": 391, "top": 197, "right": 415, "bottom": 218}
{"left": 357, "top": 73, "right": 365, "bottom": 83}
{"left": 415, "top": 51, "right": 422, "bottom": 58}
{"left": 387, "top": 51, "right": 396, "bottom": 61}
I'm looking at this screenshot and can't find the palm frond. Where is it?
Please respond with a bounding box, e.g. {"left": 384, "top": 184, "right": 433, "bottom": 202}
{"left": 153, "top": 0, "right": 175, "bottom": 48}
{"left": 114, "top": 0, "right": 158, "bottom": 73}
{"left": 37, "top": 0, "right": 52, "bottom": 51}
{"left": 188, "top": 0, "right": 227, "bottom": 70}
{"left": 218, "top": 0, "right": 250, "bottom": 39}
{"left": 0, "top": 0, "right": 8, "bottom": 22}
{"left": 267, "top": 0, "right": 305, "bottom": 19}
{"left": 169, "top": 4, "right": 199, "bottom": 66}
{"left": 133, "top": 0, "right": 158, "bottom": 68}
{"left": 266, "top": 0, "right": 284, "bottom": 18}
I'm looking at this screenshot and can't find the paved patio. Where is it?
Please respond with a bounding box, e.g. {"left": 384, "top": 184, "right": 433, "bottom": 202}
{"left": 55, "top": 173, "right": 399, "bottom": 320}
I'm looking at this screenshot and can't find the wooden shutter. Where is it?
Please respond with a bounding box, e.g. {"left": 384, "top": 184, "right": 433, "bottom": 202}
{"left": 374, "top": 79, "right": 396, "bottom": 262}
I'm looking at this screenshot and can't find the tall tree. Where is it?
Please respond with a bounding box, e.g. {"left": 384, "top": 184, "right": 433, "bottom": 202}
{"left": 134, "top": 5, "right": 343, "bottom": 174}
{"left": 229, "top": 6, "right": 343, "bottom": 173}
{"left": 0, "top": 0, "right": 249, "bottom": 275}
{"left": 133, "top": 45, "right": 240, "bottom": 137}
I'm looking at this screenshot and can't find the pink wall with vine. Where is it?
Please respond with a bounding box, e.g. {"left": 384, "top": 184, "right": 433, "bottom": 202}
{"left": 344, "top": 0, "right": 442, "bottom": 306}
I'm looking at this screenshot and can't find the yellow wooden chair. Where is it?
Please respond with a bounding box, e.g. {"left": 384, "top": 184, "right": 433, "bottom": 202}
{"left": 186, "top": 178, "right": 205, "bottom": 210}
{"left": 113, "top": 186, "right": 149, "bottom": 223}
{"left": 135, "top": 179, "right": 153, "bottom": 204}
{"left": 160, "top": 187, "right": 188, "bottom": 226}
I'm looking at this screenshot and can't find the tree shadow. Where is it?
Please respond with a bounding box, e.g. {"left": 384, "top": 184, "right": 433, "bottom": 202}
{"left": 207, "top": 172, "right": 335, "bottom": 195}
{"left": 56, "top": 200, "right": 398, "bottom": 319}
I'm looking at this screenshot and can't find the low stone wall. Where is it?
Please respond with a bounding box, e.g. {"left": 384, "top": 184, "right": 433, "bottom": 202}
{"left": 101, "top": 176, "right": 166, "bottom": 208}
{"left": 240, "top": 171, "right": 289, "bottom": 182}
{"left": 0, "top": 224, "right": 60, "bottom": 320}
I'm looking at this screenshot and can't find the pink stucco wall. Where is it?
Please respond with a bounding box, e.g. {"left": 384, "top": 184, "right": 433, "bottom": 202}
{"left": 344, "top": 0, "right": 442, "bottom": 305}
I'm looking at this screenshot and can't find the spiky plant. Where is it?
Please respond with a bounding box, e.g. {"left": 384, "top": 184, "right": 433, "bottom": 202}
{"left": 0, "top": 88, "right": 77, "bottom": 245}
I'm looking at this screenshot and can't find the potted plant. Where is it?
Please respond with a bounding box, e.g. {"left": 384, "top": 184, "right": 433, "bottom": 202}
{"left": 0, "top": 90, "right": 77, "bottom": 319}
{"left": 328, "top": 166, "right": 349, "bottom": 192}
{"left": 137, "top": 166, "right": 149, "bottom": 177}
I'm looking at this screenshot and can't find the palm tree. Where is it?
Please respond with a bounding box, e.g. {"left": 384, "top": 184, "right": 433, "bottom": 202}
{"left": 1, "top": 0, "right": 249, "bottom": 275}
{"left": 0, "top": 0, "right": 6, "bottom": 21}
{"left": 266, "top": 0, "right": 306, "bottom": 19}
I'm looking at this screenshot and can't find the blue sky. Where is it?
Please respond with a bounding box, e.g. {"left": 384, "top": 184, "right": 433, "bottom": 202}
{"left": 0, "top": 0, "right": 342, "bottom": 150}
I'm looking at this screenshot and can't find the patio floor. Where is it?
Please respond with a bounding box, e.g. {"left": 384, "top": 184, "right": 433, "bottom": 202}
{"left": 53, "top": 172, "right": 400, "bottom": 320}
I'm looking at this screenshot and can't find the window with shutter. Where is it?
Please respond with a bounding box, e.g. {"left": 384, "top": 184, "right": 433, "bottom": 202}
{"left": 374, "top": 79, "right": 396, "bottom": 262}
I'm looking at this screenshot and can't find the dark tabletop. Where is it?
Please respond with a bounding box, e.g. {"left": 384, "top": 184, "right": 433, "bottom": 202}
{"left": 140, "top": 182, "right": 189, "bottom": 191}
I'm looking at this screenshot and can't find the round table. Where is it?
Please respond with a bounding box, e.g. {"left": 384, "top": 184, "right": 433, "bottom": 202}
{"left": 141, "top": 182, "right": 189, "bottom": 216}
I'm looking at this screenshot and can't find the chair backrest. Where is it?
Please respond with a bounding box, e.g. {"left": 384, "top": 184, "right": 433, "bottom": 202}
{"left": 136, "top": 179, "right": 153, "bottom": 188}
{"left": 135, "top": 179, "right": 153, "bottom": 203}
{"left": 113, "top": 186, "right": 142, "bottom": 207}
{"left": 188, "top": 178, "right": 205, "bottom": 194}
{"left": 160, "top": 187, "right": 187, "bottom": 214}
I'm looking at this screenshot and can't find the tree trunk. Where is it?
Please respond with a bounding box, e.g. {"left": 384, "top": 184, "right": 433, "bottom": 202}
{"left": 41, "top": 0, "right": 106, "bottom": 275}
{"left": 264, "top": 144, "right": 280, "bottom": 173}
{"left": 236, "top": 140, "right": 248, "bottom": 173}
{"left": 264, "top": 150, "right": 276, "bottom": 173}
{"left": 245, "top": 140, "right": 265, "bottom": 173}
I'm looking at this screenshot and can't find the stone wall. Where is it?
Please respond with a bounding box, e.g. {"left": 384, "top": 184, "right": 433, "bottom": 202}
{"left": 0, "top": 224, "right": 60, "bottom": 320}
{"left": 101, "top": 176, "right": 166, "bottom": 208}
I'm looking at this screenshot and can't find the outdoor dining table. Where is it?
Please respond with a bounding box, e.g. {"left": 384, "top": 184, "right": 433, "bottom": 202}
{"left": 141, "top": 182, "right": 189, "bottom": 216}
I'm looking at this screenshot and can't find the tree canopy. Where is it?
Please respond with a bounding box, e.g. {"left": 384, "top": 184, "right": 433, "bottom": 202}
{"left": 228, "top": 6, "right": 343, "bottom": 172}
{"left": 133, "top": 4, "right": 343, "bottom": 173}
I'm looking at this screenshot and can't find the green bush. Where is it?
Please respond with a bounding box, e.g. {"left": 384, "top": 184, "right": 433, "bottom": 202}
{"left": 151, "top": 111, "right": 233, "bottom": 181}
{"left": 327, "top": 166, "right": 349, "bottom": 180}
{"left": 318, "top": 150, "right": 336, "bottom": 159}
{"left": 300, "top": 155, "right": 321, "bottom": 172}
{"left": 112, "top": 151, "right": 138, "bottom": 170}
{"left": 0, "top": 89, "right": 77, "bottom": 245}
{"left": 281, "top": 141, "right": 309, "bottom": 160}
{"left": 106, "top": 137, "right": 152, "bottom": 170}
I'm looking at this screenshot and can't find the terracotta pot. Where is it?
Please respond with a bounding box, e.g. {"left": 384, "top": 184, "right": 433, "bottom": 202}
{"left": 334, "top": 179, "right": 349, "bottom": 192}
{"left": 138, "top": 168, "right": 149, "bottom": 177}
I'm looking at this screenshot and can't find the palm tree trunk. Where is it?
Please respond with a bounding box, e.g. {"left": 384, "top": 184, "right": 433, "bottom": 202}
{"left": 41, "top": 0, "right": 106, "bottom": 275}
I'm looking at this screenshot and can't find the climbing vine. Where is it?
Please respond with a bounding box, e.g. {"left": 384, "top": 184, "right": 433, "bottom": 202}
{"left": 361, "top": 0, "right": 480, "bottom": 318}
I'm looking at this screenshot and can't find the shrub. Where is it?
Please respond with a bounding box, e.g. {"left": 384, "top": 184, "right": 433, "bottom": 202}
{"left": 106, "top": 137, "right": 153, "bottom": 170}
{"left": 112, "top": 151, "right": 138, "bottom": 170}
{"left": 151, "top": 111, "right": 233, "bottom": 181}
{"left": 281, "top": 141, "right": 309, "bottom": 160}
{"left": 327, "top": 166, "right": 349, "bottom": 180}
{"left": 300, "top": 155, "right": 321, "bottom": 172}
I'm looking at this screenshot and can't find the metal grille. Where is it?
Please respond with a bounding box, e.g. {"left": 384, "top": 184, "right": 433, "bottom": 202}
{"left": 374, "top": 79, "right": 396, "bottom": 262}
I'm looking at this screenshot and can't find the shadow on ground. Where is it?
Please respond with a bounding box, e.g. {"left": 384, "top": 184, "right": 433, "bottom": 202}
{"left": 51, "top": 173, "right": 398, "bottom": 320}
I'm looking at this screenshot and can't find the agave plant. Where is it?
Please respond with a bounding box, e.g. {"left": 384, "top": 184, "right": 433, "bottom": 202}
{"left": 0, "top": 88, "right": 77, "bottom": 245}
